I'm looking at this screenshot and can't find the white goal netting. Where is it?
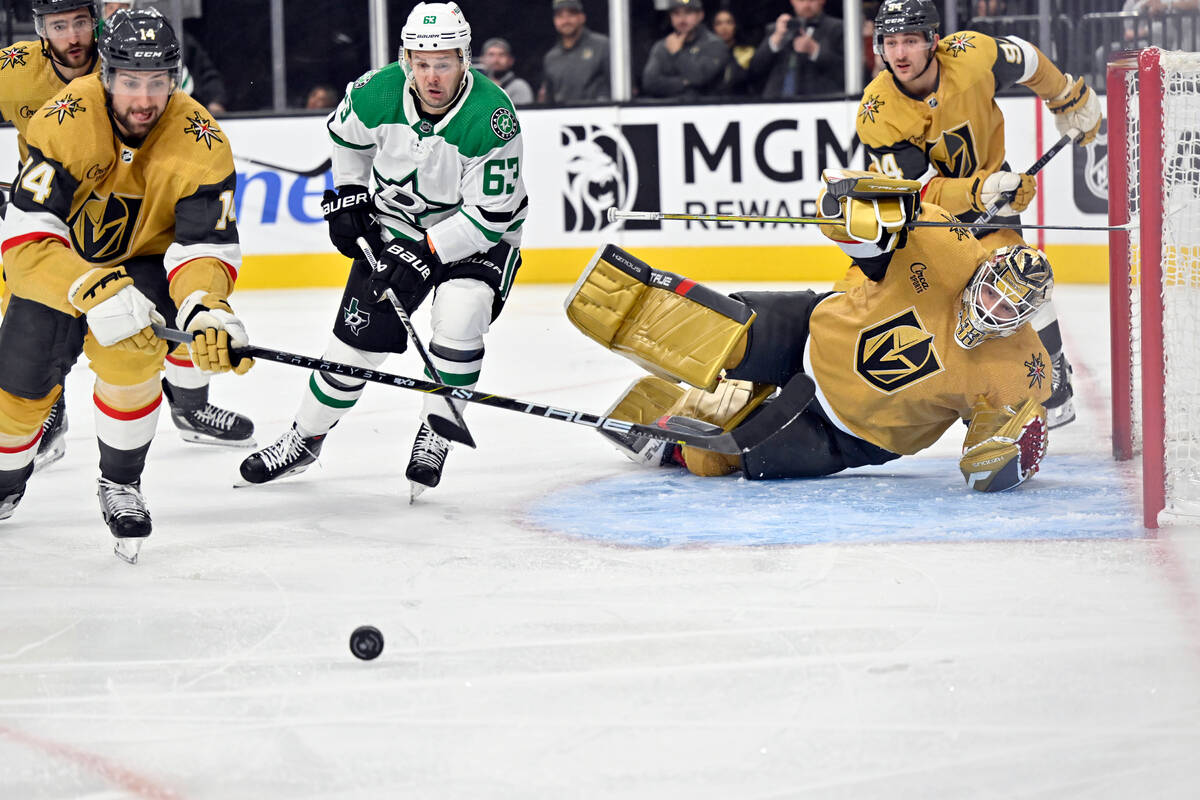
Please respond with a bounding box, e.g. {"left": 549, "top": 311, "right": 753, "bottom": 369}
{"left": 1120, "top": 49, "right": 1200, "bottom": 521}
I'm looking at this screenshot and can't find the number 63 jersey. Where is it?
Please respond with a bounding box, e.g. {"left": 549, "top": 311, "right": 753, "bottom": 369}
{"left": 328, "top": 64, "right": 527, "bottom": 265}
{"left": 0, "top": 74, "right": 240, "bottom": 316}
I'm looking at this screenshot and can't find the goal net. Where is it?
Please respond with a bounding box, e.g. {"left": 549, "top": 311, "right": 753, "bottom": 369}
{"left": 1108, "top": 48, "right": 1200, "bottom": 528}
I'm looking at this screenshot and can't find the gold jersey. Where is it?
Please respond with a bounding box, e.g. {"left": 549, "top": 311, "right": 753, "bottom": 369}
{"left": 856, "top": 31, "right": 1068, "bottom": 222}
{"left": 0, "top": 39, "right": 97, "bottom": 162}
{"left": 0, "top": 74, "right": 240, "bottom": 317}
{"left": 807, "top": 203, "right": 1051, "bottom": 455}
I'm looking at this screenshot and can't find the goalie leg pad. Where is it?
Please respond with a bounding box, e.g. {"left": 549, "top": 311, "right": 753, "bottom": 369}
{"left": 602, "top": 376, "right": 688, "bottom": 466}
{"left": 565, "top": 244, "right": 755, "bottom": 391}
{"left": 959, "top": 396, "right": 1048, "bottom": 492}
{"left": 672, "top": 380, "right": 774, "bottom": 478}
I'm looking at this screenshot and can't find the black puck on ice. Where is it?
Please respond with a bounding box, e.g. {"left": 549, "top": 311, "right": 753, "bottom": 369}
{"left": 349, "top": 625, "right": 384, "bottom": 661}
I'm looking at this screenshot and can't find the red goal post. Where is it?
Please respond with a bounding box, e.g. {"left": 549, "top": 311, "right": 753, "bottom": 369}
{"left": 1108, "top": 48, "right": 1200, "bottom": 529}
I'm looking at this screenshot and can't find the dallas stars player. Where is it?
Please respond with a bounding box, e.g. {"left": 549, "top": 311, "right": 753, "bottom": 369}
{"left": 0, "top": 0, "right": 255, "bottom": 477}
{"left": 239, "top": 2, "right": 526, "bottom": 500}
{"left": 852, "top": 0, "right": 1101, "bottom": 430}
{"left": 566, "top": 170, "right": 1051, "bottom": 493}
{"left": 0, "top": 9, "right": 254, "bottom": 562}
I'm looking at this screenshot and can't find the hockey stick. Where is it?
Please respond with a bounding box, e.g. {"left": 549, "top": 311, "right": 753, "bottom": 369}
{"left": 355, "top": 236, "right": 476, "bottom": 448}
{"left": 234, "top": 155, "right": 332, "bottom": 178}
{"left": 150, "top": 324, "right": 815, "bottom": 455}
{"left": 607, "top": 208, "right": 1126, "bottom": 233}
{"left": 970, "top": 127, "right": 1078, "bottom": 235}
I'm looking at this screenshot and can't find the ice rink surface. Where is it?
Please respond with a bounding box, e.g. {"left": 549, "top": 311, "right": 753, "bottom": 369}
{"left": 2, "top": 282, "right": 1200, "bottom": 798}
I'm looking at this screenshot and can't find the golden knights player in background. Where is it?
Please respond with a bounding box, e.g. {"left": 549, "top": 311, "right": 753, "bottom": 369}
{"left": 0, "top": 8, "right": 253, "bottom": 563}
{"left": 565, "top": 170, "right": 1051, "bottom": 493}
{"left": 854, "top": 0, "right": 1102, "bottom": 430}
{"left": 1, "top": 0, "right": 254, "bottom": 478}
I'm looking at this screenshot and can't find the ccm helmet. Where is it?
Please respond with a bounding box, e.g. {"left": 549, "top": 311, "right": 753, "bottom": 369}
{"left": 98, "top": 7, "right": 182, "bottom": 91}
{"left": 873, "top": 0, "right": 940, "bottom": 55}
{"left": 399, "top": 2, "right": 471, "bottom": 83}
{"left": 32, "top": 0, "right": 97, "bottom": 37}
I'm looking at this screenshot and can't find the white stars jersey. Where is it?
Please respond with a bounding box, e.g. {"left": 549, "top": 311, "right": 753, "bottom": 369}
{"left": 327, "top": 64, "right": 527, "bottom": 265}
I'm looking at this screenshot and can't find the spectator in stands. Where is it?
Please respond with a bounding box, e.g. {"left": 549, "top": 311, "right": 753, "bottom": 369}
{"left": 102, "top": 0, "right": 227, "bottom": 112}
{"left": 641, "top": 0, "right": 729, "bottom": 100}
{"left": 539, "top": 0, "right": 611, "bottom": 104}
{"left": 747, "top": 0, "right": 846, "bottom": 98}
{"left": 480, "top": 37, "right": 534, "bottom": 105}
{"left": 713, "top": 8, "right": 757, "bottom": 95}
{"left": 305, "top": 84, "right": 338, "bottom": 110}
{"left": 863, "top": 1, "right": 885, "bottom": 83}
{"left": 973, "top": 0, "right": 1008, "bottom": 16}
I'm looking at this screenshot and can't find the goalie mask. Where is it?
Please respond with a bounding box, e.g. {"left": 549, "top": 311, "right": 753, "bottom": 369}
{"left": 99, "top": 7, "right": 182, "bottom": 92}
{"left": 954, "top": 245, "right": 1053, "bottom": 349}
{"left": 399, "top": 2, "right": 471, "bottom": 89}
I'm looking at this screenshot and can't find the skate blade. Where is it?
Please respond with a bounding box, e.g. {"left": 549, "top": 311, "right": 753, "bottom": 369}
{"left": 179, "top": 431, "right": 258, "bottom": 449}
{"left": 113, "top": 538, "right": 143, "bottom": 565}
{"left": 1046, "top": 399, "right": 1076, "bottom": 430}
{"left": 232, "top": 462, "right": 315, "bottom": 488}
{"left": 409, "top": 481, "right": 427, "bottom": 504}
{"left": 32, "top": 443, "right": 67, "bottom": 474}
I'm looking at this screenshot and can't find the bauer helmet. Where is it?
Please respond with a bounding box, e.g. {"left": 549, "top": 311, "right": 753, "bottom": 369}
{"left": 955, "top": 245, "right": 1053, "bottom": 349}
{"left": 873, "top": 0, "right": 940, "bottom": 55}
{"left": 98, "top": 7, "right": 182, "bottom": 92}
{"left": 32, "top": 0, "right": 97, "bottom": 37}
{"left": 399, "top": 2, "right": 471, "bottom": 82}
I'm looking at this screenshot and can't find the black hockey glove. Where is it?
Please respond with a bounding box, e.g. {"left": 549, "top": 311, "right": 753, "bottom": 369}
{"left": 321, "top": 185, "right": 380, "bottom": 259}
{"left": 367, "top": 237, "right": 441, "bottom": 304}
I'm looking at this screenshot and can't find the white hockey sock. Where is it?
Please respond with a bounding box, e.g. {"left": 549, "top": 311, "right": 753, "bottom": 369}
{"left": 164, "top": 353, "right": 210, "bottom": 390}
{"left": 421, "top": 341, "right": 483, "bottom": 423}
{"left": 296, "top": 372, "right": 365, "bottom": 436}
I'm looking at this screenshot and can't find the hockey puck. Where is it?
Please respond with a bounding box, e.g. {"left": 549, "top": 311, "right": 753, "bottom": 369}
{"left": 349, "top": 625, "right": 384, "bottom": 661}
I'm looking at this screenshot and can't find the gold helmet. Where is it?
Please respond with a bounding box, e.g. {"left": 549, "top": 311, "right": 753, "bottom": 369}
{"left": 954, "top": 245, "right": 1053, "bottom": 349}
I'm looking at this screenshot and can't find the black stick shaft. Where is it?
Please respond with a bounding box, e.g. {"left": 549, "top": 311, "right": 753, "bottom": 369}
{"left": 972, "top": 131, "right": 1075, "bottom": 232}
{"left": 234, "top": 156, "right": 332, "bottom": 178}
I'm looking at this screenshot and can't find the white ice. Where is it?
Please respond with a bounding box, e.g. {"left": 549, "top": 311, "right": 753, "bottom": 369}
{"left": 2, "top": 283, "right": 1199, "bottom": 799}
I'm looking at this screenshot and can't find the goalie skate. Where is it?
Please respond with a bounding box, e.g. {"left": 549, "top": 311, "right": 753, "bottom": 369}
{"left": 237, "top": 425, "right": 326, "bottom": 486}
{"left": 1045, "top": 352, "right": 1075, "bottom": 429}
{"left": 97, "top": 478, "right": 151, "bottom": 565}
{"left": 33, "top": 394, "right": 67, "bottom": 473}
{"left": 406, "top": 422, "right": 450, "bottom": 501}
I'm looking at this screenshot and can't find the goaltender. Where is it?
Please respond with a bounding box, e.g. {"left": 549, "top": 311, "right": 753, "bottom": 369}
{"left": 565, "top": 170, "right": 1052, "bottom": 493}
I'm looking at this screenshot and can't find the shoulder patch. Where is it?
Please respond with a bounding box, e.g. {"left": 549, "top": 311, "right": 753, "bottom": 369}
{"left": 353, "top": 69, "right": 379, "bottom": 89}
{"left": 942, "top": 33, "right": 978, "bottom": 57}
{"left": 43, "top": 93, "right": 86, "bottom": 124}
{"left": 183, "top": 110, "right": 224, "bottom": 149}
{"left": 490, "top": 107, "right": 519, "bottom": 141}
{"left": 0, "top": 45, "right": 30, "bottom": 70}
{"left": 859, "top": 94, "right": 885, "bottom": 124}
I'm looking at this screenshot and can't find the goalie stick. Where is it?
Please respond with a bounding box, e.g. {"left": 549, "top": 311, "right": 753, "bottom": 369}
{"left": 234, "top": 155, "right": 332, "bottom": 178}
{"left": 355, "top": 236, "right": 475, "bottom": 448}
{"left": 970, "top": 127, "right": 1079, "bottom": 235}
{"left": 151, "top": 324, "right": 815, "bottom": 455}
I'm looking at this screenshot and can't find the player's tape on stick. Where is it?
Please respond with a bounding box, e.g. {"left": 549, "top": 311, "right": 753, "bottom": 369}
{"left": 607, "top": 207, "right": 1128, "bottom": 233}
{"left": 151, "top": 325, "right": 816, "bottom": 455}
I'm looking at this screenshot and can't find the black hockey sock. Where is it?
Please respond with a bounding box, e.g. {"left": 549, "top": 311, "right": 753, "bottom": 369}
{"left": 161, "top": 378, "right": 208, "bottom": 412}
{"left": 1036, "top": 319, "right": 1063, "bottom": 360}
{"left": 98, "top": 441, "right": 152, "bottom": 485}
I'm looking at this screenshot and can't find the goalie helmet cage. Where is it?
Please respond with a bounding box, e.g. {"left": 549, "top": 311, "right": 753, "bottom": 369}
{"left": 1108, "top": 48, "right": 1200, "bottom": 529}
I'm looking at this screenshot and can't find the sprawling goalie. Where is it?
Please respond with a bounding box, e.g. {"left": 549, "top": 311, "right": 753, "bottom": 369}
{"left": 564, "top": 170, "right": 1052, "bottom": 492}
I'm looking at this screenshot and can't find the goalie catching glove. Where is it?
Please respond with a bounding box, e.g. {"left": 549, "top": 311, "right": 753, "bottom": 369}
{"left": 1046, "top": 74, "right": 1103, "bottom": 146}
{"left": 958, "top": 395, "right": 1047, "bottom": 492}
{"left": 177, "top": 291, "right": 253, "bottom": 374}
{"left": 816, "top": 169, "right": 920, "bottom": 254}
{"left": 68, "top": 266, "right": 166, "bottom": 356}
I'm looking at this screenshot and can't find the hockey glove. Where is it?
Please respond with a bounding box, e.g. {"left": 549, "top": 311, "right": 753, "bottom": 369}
{"left": 976, "top": 170, "right": 1036, "bottom": 215}
{"left": 958, "top": 396, "right": 1048, "bottom": 492}
{"left": 177, "top": 290, "right": 254, "bottom": 374}
{"left": 1047, "top": 74, "right": 1103, "bottom": 146}
{"left": 69, "top": 266, "right": 167, "bottom": 355}
{"left": 816, "top": 169, "right": 919, "bottom": 253}
{"left": 322, "top": 184, "right": 380, "bottom": 259}
{"left": 368, "top": 237, "right": 440, "bottom": 304}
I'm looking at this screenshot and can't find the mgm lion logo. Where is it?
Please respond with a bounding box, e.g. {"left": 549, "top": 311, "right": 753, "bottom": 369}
{"left": 856, "top": 308, "right": 943, "bottom": 393}
{"left": 561, "top": 124, "right": 640, "bottom": 232}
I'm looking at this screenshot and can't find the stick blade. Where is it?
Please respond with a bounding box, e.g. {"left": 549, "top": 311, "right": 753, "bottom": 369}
{"left": 428, "top": 414, "right": 477, "bottom": 448}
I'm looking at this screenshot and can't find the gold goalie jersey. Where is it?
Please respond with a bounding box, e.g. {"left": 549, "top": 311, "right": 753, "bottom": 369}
{"left": 0, "top": 39, "right": 97, "bottom": 161}
{"left": 806, "top": 203, "right": 1052, "bottom": 456}
{"left": 0, "top": 73, "right": 240, "bottom": 317}
{"left": 856, "top": 31, "right": 1069, "bottom": 222}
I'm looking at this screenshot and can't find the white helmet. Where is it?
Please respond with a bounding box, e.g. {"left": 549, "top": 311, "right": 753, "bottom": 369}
{"left": 399, "top": 2, "right": 471, "bottom": 81}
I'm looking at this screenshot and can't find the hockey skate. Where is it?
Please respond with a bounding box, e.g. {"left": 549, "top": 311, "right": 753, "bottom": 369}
{"left": 237, "top": 424, "right": 326, "bottom": 486}
{"left": 33, "top": 394, "right": 67, "bottom": 473}
{"left": 406, "top": 422, "right": 450, "bottom": 502}
{"left": 601, "top": 427, "right": 678, "bottom": 467}
{"left": 97, "top": 478, "right": 151, "bottom": 565}
{"left": 164, "top": 381, "right": 255, "bottom": 448}
{"left": 0, "top": 486, "right": 26, "bottom": 522}
{"left": 1045, "top": 352, "right": 1076, "bottom": 429}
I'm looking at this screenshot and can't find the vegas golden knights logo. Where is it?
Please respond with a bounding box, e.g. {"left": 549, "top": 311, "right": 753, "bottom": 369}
{"left": 68, "top": 192, "right": 143, "bottom": 263}
{"left": 856, "top": 308, "right": 943, "bottom": 393}
{"left": 926, "top": 121, "right": 978, "bottom": 179}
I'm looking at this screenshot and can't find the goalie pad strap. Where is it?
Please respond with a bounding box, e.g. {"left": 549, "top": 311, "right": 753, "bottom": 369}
{"left": 565, "top": 244, "right": 755, "bottom": 391}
